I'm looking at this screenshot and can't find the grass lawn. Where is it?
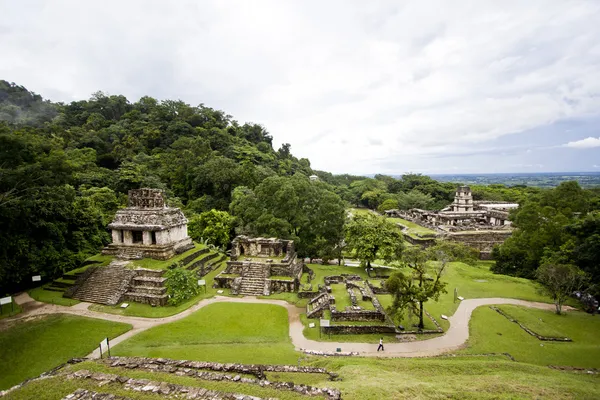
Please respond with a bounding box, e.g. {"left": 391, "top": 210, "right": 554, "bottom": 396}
{"left": 459, "top": 306, "right": 600, "bottom": 368}
{"left": 348, "top": 207, "right": 372, "bottom": 217}
{"left": 497, "top": 305, "right": 568, "bottom": 338}
{"left": 0, "top": 302, "right": 22, "bottom": 320}
{"left": 78, "top": 254, "right": 114, "bottom": 268}
{"left": 28, "top": 286, "right": 80, "bottom": 306}
{"left": 420, "top": 261, "right": 553, "bottom": 330}
{"left": 112, "top": 302, "right": 300, "bottom": 365}
{"left": 330, "top": 283, "right": 351, "bottom": 309}
{"left": 89, "top": 262, "right": 227, "bottom": 318}
{"left": 387, "top": 217, "right": 437, "bottom": 238}
{"left": 319, "top": 356, "right": 600, "bottom": 400}
{"left": 0, "top": 314, "right": 131, "bottom": 390}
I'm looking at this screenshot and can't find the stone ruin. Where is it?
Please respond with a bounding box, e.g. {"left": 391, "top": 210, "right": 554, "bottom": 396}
{"left": 385, "top": 185, "right": 518, "bottom": 259}
{"left": 386, "top": 185, "right": 518, "bottom": 229}
{"left": 215, "top": 236, "right": 302, "bottom": 296}
{"left": 102, "top": 188, "right": 194, "bottom": 260}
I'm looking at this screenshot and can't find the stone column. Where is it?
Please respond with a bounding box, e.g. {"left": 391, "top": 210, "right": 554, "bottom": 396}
{"left": 123, "top": 230, "right": 133, "bottom": 244}
{"left": 156, "top": 230, "right": 169, "bottom": 245}
{"left": 143, "top": 231, "right": 153, "bottom": 245}
{"left": 112, "top": 230, "right": 121, "bottom": 244}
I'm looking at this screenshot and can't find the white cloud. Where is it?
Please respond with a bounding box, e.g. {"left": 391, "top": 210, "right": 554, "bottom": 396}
{"left": 1, "top": 0, "right": 600, "bottom": 174}
{"left": 564, "top": 137, "right": 600, "bottom": 149}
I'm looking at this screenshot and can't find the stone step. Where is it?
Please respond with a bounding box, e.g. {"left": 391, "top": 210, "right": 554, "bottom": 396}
{"left": 134, "top": 268, "right": 164, "bottom": 278}
{"left": 72, "top": 263, "right": 136, "bottom": 305}
{"left": 132, "top": 276, "right": 167, "bottom": 287}
{"left": 128, "top": 285, "right": 166, "bottom": 295}
{"left": 123, "top": 292, "right": 168, "bottom": 306}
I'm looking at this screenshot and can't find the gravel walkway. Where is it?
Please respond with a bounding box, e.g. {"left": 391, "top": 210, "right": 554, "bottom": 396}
{"left": 5, "top": 292, "right": 563, "bottom": 358}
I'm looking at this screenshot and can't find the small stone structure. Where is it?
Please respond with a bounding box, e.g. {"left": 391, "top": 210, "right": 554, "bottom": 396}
{"left": 103, "top": 188, "right": 193, "bottom": 260}
{"left": 215, "top": 236, "right": 302, "bottom": 296}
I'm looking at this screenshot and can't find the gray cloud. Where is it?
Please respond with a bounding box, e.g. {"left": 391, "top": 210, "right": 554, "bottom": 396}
{"left": 1, "top": 0, "right": 600, "bottom": 174}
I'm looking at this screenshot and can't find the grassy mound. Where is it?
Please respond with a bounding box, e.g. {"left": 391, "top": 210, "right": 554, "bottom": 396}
{"left": 460, "top": 305, "right": 600, "bottom": 368}
{"left": 112, "top": 302, "right": 299, "bottom": 364}
{"left": 0, "top": 314, "right": 131, "bottom": 390}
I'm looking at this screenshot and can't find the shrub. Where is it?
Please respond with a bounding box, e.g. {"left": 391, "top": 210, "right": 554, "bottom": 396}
{"left": 164, "top": 268, "right": 200, "bottom": 305}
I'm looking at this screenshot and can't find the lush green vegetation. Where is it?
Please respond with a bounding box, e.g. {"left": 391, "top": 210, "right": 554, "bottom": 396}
{"left": 112, "top": 303, "right": 299, "bottom": 364}
{"left": 0, "top": 81, "right": 321, "bottom": 294}
{"left": 492, "top": 182, "right": 600, "bottom": 294}
{"left": 460, "top": 306, "right": 600, "bottom": 368}
{"left": 0, "top": 314, "right": 131, "bottom": 390}
{"left": 345, "top": 213, "right": 404, "bottom": 268}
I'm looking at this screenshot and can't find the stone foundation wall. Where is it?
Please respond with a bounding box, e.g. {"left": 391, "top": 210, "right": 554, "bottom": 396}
{"left": 443, "top": 230, "right": 512, "bottom": 259}
{"left": 331, "top": 309, "right": 385, "bottom": 322}
{"left": 269, "top": 278, "right": 297, "bottom": 293}
{"left": 366, "top": 280, "right": 389, "bottom": 294}
{"left": 298, "top": 291, "right": 320, "bottom": 299}
{"left": 322, "top": 325, "right": 396, "bottom": 334}
{"left": 214, "top": 275, "right": 236, "bottom": 288}
{"left": 402, "top": 234, "right": 437, "bottom": 247}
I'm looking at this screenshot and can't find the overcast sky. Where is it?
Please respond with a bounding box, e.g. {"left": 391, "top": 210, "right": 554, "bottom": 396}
{"left": 1, "top": 0, "right": 600, "bottom": 175}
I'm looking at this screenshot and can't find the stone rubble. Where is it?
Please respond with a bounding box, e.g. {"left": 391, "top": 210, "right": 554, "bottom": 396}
{"left": 67, "top": 370, "right": 267, "bottom": 400}
{"left": 63, "top": 388, "right": 131, "bottom": 399}
{"left": 100, "top": 357, "right": 342, "bottom": 399}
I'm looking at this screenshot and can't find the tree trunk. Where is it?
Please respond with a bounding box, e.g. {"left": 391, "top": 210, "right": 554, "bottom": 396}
{"left": 418, "top": 275, "right": 424, "bottom": 329}
{"left": 555, "top": 301, "right": 562, "bottom": 315}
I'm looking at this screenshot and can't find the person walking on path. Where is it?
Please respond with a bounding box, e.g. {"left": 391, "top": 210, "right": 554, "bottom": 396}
{"left": 377, "top": 337, "right": 384, "bottom": 352}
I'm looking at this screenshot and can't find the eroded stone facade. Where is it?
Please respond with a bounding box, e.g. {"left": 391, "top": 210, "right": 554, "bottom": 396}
{"left": 103, "top": 189, "right": 193, "bottom": 260}
{"left": 215, "top": 236, "right": 302, "bottom": 296}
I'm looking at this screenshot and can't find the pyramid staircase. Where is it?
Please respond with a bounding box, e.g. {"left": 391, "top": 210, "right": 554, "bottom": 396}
{"left": 238, "top": 264, "right": 269, "bottom": 296}
{"left": 71, "top": 261, "right": 135, "bottom": 305}
{"left": 123, "top": 268, "right": 168, "bottom": 306}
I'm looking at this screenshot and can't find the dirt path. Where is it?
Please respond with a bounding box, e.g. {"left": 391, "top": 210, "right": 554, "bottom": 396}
{"left": 5, "top": 293, "right": 563, "bottom": 358}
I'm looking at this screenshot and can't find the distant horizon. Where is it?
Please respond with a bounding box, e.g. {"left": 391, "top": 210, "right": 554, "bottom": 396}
{"left": 359, "top": 171, "right": 600, "bottom": 177}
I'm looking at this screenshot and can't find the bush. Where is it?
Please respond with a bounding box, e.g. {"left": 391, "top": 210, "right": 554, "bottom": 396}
{"left": 164, "top": 268, "right": 200, "bottom": 305}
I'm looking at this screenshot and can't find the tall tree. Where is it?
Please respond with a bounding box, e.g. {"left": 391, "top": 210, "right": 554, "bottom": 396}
{"left": 536, "top": 263, "right": 587, "bottom": 315}
{"left": 386, "top": 242, "right": 475, "bottom": 329}
{"left": 344, "top": 213, "right": 404, "bottom": 269}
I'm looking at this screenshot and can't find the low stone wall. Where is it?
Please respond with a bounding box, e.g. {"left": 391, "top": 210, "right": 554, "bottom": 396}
{"left": 270, "top": 278, "right": 296, "bottom": 293}
{"left": 105, "top": 356, "right": 338, "bottom": 381}
{"left": 331, "top": 310, "right": 385, "bottom": 322}
{"left": 402, "top": 234, "right": 437, "bottom": 247}
{"left": 298, "top": 291, "right": 320, "bottom": 299}
{"left": 366, "top": 280, "right": 388, "bottom": 294}
{"left": 443, "top": 230, "right": 512, "bottom": 259}
{"left": 322, "top": 325, "right": 396, "bottom": 334}
{"left": 181, "top": 248, "right": 210, "bottom": 266}
{"left": 324, "top": 276, "right": 344, "bottom": 285}
{"left": 213, "top": 275, "right": 236, "bottom": 289}
{"left": 223, "top": 261, "right": 245, "bottom": 275}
